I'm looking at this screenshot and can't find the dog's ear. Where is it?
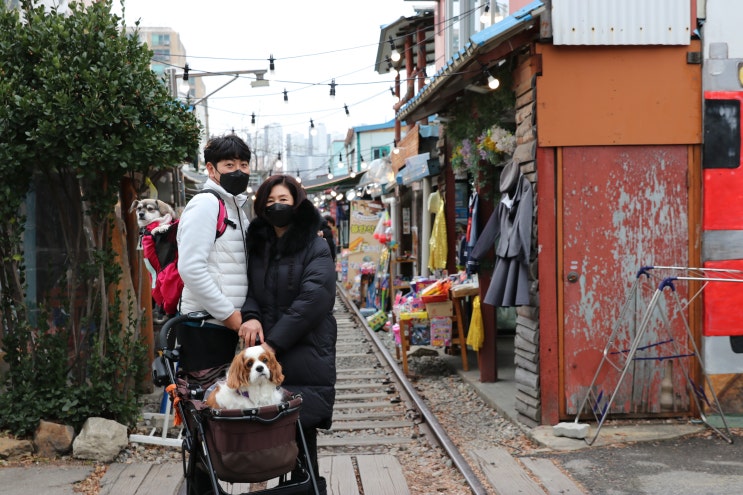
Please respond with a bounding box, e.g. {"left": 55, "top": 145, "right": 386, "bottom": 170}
{"left": 225, "top": 352, "right": 248, "bottom": 389}
{"left": 205, "top": 390, "right": 220, "bottom": 409}
{"left": 129, "top": 200, "right": 140, "bottom": 213}
{"left": 268, "top": 353, "right": 284, "bottom": 385}
{"left": 157, "top": 200, "right": 176, "bottom": 218}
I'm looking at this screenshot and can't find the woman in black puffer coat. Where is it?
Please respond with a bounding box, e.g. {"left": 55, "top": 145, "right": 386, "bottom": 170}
{"left": 240, "top": 174, "right": 336, "bottom": 493}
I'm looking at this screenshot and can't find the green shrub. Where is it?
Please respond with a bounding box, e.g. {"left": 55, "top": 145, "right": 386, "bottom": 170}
{"left": 0, "top": 0, "right": 199, "bottom": 437}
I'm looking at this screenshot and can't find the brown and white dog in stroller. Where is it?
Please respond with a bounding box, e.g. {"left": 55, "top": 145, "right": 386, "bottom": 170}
{"left": 153, "top": 312, "right": 320, "bottom": 495}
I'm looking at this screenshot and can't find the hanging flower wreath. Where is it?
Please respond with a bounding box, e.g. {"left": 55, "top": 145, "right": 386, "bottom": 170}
{"left": 450, "top": 125, "right": 516, "bottom": 188}
{"left": 477, "top": 125, "right": 516, "bottom": 164}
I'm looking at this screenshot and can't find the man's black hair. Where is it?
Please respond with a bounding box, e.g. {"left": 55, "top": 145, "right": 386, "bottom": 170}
{"left": 204, "top": 134, "right": 252, "bottom": 165}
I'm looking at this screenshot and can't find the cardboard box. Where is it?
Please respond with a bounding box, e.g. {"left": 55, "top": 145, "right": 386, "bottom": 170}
{"left": 425, "top": 300, "right": 453, "bottom": 318}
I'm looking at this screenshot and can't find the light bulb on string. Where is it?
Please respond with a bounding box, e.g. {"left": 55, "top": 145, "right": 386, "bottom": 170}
{"left": 179, "top": 63, "right": 190, "bottom": 96}
{"left": 486, "top": 70, "right": 500, "bottom": 90}
{"left": 480, "top": 3, "right": 491, "bottom": 24}
{"left": 388, "top": 35, "right": 401, "bottom": 62}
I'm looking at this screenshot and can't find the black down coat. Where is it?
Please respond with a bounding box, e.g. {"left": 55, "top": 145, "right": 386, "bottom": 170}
{"left": 241, "top": 199, "right": 337, "bottom": 429}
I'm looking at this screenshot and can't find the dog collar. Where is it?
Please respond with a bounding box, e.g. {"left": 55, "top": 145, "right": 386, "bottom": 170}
{"left": 237, "top": 390, "right": 250, "bottom": 398}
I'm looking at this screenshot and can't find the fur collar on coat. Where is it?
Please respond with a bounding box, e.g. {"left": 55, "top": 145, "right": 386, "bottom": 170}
{"left": 247, "top": 199, "right": 323, "bottom": 257}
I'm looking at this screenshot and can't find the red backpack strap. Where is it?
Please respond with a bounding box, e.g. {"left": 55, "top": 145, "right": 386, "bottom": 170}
{"left": 195, "top": 189, "right": 234, "bottom": 238}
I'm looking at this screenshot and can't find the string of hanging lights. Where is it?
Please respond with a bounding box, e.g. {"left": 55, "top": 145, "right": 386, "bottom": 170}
{"left": 168, "top": 0, "right": 503, "bottom": 138}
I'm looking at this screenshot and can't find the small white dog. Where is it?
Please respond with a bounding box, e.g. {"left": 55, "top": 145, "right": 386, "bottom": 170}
{"left": 129, "top": 198, "right": 176, "bottom": 234}
{"left": 205, "top": 346, "right": 285, "bottom": 410}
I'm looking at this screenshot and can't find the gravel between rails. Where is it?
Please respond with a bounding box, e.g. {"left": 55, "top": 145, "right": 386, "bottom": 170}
{"left": 372, "top": 328, "right": 541, "bottom": 494}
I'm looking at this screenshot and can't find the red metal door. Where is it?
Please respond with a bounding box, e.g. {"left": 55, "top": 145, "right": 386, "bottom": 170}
{"left": 561, "top": 145, "right": 690, "bottom": 416}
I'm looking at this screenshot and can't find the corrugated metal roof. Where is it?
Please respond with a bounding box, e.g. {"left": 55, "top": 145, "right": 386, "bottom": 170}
{"left": 396, "top": 0, "right": 546, "bottom": 122}
{"left": 375, "top": 11, "right": 436, "bottom": 75}
{"left": 353, "top": 119, "right": 396, "bottom": 133}
{"left": 302, "top": 170, "right": 368, "bottom": 193}
{"left": 552, "top": 0, "right": 691, "bottom": 45}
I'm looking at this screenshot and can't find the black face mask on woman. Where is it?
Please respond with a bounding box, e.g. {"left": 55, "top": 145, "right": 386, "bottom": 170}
{"left": 264, "top": 203, "right": 294, "bottom": 228}
{"left": 219, "top": 170, "right": 250, "bottom": 196}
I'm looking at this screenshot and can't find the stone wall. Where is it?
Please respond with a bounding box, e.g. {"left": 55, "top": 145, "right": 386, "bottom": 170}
{"left": 511, "top": 48, "right": 541, "bottom": 427}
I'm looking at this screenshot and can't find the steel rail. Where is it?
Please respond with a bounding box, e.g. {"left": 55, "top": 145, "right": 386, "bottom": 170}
{"left": 336, "top": 285, "right": 489, "bottom": 495}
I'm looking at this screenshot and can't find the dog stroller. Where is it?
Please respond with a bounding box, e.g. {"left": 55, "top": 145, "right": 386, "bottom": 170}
{"left": 153, "top": 312, "right": 319, "bottom": 495}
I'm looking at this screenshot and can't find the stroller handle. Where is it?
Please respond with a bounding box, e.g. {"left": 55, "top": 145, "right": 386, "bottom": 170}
{"left": 158, "top": 311, "right": 213, "bottom": 352}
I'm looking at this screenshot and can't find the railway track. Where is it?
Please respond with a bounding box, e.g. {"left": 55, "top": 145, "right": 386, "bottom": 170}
{"left": 167, "top": 288, "right": 484, "bottom": 494}
{"left": 319, "top": 287, "right": 491, "bottom": 495}
{"left": 125, "top": 286, "right": 585, "bottom": 494}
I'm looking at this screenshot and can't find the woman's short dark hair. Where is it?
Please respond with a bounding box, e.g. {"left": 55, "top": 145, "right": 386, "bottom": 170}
{"left": 203, "top": 134, "right": 252, "bottom": 165}
{"left": 253, "top": 175, "right": 307, "bottom": 218}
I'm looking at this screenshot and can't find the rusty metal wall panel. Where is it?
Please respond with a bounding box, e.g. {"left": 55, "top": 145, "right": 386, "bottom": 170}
{"left": 552, "top": 0, "right": 692, "bottom": 45}
{"left": 562, "top": 145, "right": 690, "bottom": 416}
{"left": 536, "top": 43, "right": 703, "bottom": 147}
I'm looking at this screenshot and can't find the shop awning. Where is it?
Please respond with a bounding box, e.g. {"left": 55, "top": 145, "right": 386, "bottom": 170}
{"left": 395, "top": 153, "right": 441, "bottom": 186}
{"left": 302, "top": 170, "right": 367, "bottom": 194}
{"left": 396, "top": 0, "right": 546, "bottom": 123}
{"left": 357, "top": 158, "right": 395, "bottom": 188}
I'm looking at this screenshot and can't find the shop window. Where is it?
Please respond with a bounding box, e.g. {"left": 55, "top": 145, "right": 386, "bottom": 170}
{"left": 704, "top": 98, "right": 740, "bottom": 169}
{"left": 372, "top": 146, "right": 390, "bottom": 159}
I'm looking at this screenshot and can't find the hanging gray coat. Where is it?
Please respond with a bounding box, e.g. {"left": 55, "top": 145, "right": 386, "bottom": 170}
{"left": 469, "top": 173, "right": 533, "bottom": 307}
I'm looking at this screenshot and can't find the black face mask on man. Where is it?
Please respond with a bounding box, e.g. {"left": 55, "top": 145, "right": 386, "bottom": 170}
{"left": 264, "top": 203, "right": 294, "bottom": 228}
{"left": 219, "top": 170, "right": 250, "bottom": 196}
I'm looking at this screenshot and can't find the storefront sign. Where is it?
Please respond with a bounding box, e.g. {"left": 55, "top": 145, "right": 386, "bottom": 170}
{"left": 344, "top": 200, "right": 385, "bottom": 292}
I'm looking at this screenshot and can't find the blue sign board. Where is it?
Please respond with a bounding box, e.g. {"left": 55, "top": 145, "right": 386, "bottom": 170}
{"left": 396, "top": 153, "right": 435, "bottom": 185}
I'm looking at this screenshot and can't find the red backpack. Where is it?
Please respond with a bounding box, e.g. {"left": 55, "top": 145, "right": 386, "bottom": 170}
{"left": 141, "top": 190, "right": 231, "bottom": 316}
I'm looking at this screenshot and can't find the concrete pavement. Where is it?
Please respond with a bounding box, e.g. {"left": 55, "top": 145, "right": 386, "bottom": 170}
{"left": 3, "top": 335, "right": 742, "bottom": 495}
{"left": 444, "top": 343, "right": 743, "bottom": 495}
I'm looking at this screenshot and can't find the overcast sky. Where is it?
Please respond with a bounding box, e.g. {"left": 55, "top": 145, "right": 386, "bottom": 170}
{"left": 113, "top": 0, "right": 423, "bottom": 138}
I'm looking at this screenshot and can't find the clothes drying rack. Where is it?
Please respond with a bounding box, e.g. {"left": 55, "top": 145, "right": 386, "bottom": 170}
{"left": 573, "top": 265, "right": 740, "bottom": 445}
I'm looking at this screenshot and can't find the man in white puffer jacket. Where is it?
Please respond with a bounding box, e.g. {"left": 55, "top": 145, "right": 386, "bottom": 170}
{"left": 176, "top": 134, "right": 251, "bottom": 373}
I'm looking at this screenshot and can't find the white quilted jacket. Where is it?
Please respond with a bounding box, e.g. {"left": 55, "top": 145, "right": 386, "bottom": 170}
{"left": 177, "top": 179, "right": 249, "bottom": 324}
